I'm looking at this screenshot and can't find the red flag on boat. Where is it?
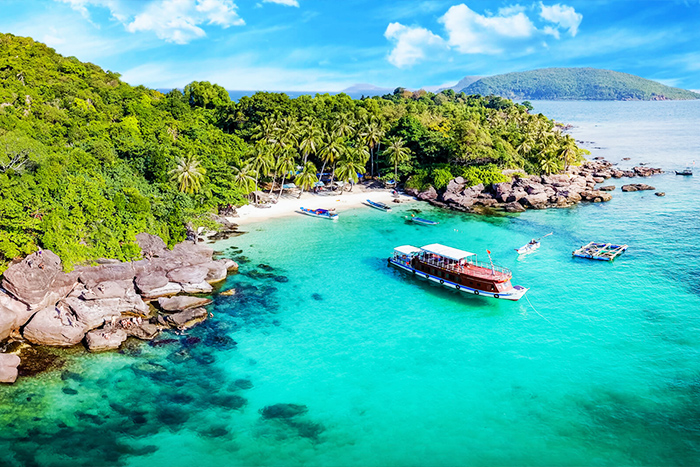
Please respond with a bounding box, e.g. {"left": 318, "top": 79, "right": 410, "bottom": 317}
{"left": 486, "top": 249, "right": 491, "bottom": 254}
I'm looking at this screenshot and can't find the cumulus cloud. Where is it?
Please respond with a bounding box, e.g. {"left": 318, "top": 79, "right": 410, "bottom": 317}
{"left": 53, "top": 0, "right": 244, "bottom": 44}
{"left": 440, "top": 4, "right": 536, "bottom": 54}
{"left": 539, "top": 2, "right": 582, "bottom": 36}
{"left": 384, "top": 22, "right": 448, "bottom": 68}
{"left": 263, "top": 0, "right": 300, "bottom": 6}
{"left": 384, "top": 2, "right": 583, "bottom": 67}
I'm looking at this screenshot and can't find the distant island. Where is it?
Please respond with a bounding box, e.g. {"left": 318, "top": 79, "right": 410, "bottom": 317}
{"left": 459, "top": 68, "right": 700, "bottom": 101}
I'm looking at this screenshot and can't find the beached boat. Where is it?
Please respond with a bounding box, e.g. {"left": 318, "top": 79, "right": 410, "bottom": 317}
{"left": 515, "top": 232, "right": 553, "bottom": 255}
{"left": 365, "top": 199, "right": 392, "bottom": 212}
{"left": 406, "top": 215, "right": 438, "bottom": 225}
{"left": 388, "top": 243, "right": 528, "bottom": 301}
{"left": 299, "top": 207, "right": 338, "bottom": 220}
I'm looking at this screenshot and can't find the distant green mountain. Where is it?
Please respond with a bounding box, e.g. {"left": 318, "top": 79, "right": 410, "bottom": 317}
{"left": 461, "top": 68, "right": 700, "bottom": 101}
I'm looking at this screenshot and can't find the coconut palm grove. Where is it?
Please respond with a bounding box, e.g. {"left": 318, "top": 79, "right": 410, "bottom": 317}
{"left": 0, "top": 32, "right": 585, "bottom": 271}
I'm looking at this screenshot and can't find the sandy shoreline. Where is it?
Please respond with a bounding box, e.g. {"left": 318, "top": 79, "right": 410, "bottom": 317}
{"left": 229, "top": 188, "right": 416, "bottom": 225}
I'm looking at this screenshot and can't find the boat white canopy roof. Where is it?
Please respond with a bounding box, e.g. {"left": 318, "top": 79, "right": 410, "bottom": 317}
{"left": 394, "top": 245, "right": 422, "bottom": 255}
{"left": 421, "top": 243, "right": 475, "bottom": 260}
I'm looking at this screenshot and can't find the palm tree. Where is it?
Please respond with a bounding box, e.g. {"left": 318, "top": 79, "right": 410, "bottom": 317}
{"left": 332, "top": 115, "right": 355, "bottom": 139}
{"left": 558, "top": 135, "right": 578, "bottom": 171}
{"left": 298, "top": 117, "right": 322, "bottom": 165}
{"left": 382, "top": 136, "right": 411, "bottom": 183}
{"left": 294, "top": 162, "right": 317, "bottom": 198}
{"left": 335, "top": 149, "right": 365, "bottom": 193}
{"left": 170, "top": 154, "right": 206, "bottom": 194}
{"left": 275, "top": 150, "right": 296, "bottom": 199}
{"left": 246, "top": 142, "right": 274, "bottom": 189}
{"left": 318, "top": 130, "right": 345, "bottom": 188}
{"left": 232, "top": 165, "right": 257, "bottom": 194}
{"left": 359, "top": 117, "right": 383, "bottom": 177}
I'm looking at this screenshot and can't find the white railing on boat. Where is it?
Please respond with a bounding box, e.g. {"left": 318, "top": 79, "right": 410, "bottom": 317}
{"left": 419, "top": 256, "right": 511, "bottom": 279}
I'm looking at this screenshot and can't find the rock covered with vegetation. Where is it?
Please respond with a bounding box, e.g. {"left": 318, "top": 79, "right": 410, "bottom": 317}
{"left": 461, "top": 68, "right": 700, "bottom": 101}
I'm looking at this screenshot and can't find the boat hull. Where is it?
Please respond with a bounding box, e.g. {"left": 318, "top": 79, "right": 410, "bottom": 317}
{"left": 365, "top": 201, "right": 391, "bottom": 212}
{"left": 299, "top": 208, "right": 338, "bottom": 220}
{"left": 516, "top": 243, "right": 540, "bottom": 255}
{"left": 388, "top": 258, "right": 528, "bottom": 301}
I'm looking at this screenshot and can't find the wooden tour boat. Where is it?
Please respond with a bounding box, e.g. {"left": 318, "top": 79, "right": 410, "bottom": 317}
{"left": 299, "top": 207, "right": 338, "bottom": 220}
{"left": 388, "top": 243, "right": 528, "bottom": 301}
{"left": 365, "top": 199, "right": 392, "bottom": 212}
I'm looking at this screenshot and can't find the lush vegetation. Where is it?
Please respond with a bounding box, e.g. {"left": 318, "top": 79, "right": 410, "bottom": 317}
{"left": 0, "top": 33, "right": 585, "bottom": 271}
{"left": 462, "top": 68, "right": 700, "bottom": 101}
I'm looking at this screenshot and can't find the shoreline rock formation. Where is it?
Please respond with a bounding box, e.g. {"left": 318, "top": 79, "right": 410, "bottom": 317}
{"left": 0, "top": 233, "right": 238, "bottom": 383}
{"left": 407, "top": 160, "right": 662, "bottom": 214}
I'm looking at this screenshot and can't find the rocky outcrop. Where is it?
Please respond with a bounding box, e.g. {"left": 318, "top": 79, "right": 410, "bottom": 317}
{"left": 633, "top": 166, "right": 662, "bottom": 177}
{"left": 139, "top": 282, "right": 182, "bottom": 300}
{"left": 412, "top": 159, "right": 662, "bottom": 215}
{"left": 158, "top": 296, "right": 212, "bottom": 312}
{"left": 23, "top": 304, "right": 88, "bottom": 346}
{"left": 1, "top": 251, "right": 77, "bottom": 310}
{"left": 85, "top": 329, "right": 127, "bottom": 352}
{"left": 655, "top": 192, "right": 665, "bottom": 197}
{"left": 0, "top": 353, "right": 20, "bottom": 383}
{"left": 621, "top": 184, "right": 655, "bottom": 192}
{"left": 135, "top": 232, "right": 168, "bottom": 258}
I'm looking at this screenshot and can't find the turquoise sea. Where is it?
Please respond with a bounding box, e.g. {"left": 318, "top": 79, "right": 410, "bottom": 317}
{"left": 1, "top": 101, "right": 699, "bottom": 467}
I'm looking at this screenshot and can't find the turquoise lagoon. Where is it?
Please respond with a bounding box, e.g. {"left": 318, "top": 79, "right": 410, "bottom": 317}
{"left": 1, "top": 101, "right": 700, "bottom": 466}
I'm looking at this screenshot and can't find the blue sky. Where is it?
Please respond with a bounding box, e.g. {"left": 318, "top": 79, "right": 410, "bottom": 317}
{"left": 1, "top": 0, "right": 699, "bottom": 92}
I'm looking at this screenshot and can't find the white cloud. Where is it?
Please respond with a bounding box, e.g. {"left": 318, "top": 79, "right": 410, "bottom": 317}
{"left": 53, "top": 0, "right": 244, "bottom": 44}
{"left": 384, "top": 2, "right": 583, "bottom": 67}
{"left": 384, "top": 22, "right": 447, "bottom": 68}
{"left": 263, "top": 0, "right": 300, "bottom": 6}
{"left": 539, "top": 2, "right": 582, "bottom": 37}
{"left": 440, "top": 4, "right": 536, "bottom": 54}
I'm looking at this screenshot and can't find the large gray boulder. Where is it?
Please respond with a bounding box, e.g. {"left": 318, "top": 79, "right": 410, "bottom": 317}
{"left": 140, "top": 282, "right": 182, "bottom": 300}
{"left": 85, "top": 329, "right": 127, "bottom": 352}
{"left": 204, "top": 261, "right": 228, "bottom": 283}
{"left": 124, "top": 322, "right": 160, "bottom": 340}
{"left": 1, "top": 250, "right": 74, "bottom": 310}
{"left": 502, "top": 202, "right": 526, "bottom": 213}
{"left": 61, "top": 297, "right": 122, "bottom": 331}
{"left": 167, "top": 265, "right": 208, "bottom": 285}
{"left": 23, "top": 304, "right": 88, "bottom": 346}
{"left": 0, "top": 289, "right": 30, "bottom": 338}
{"left": 158, "top": 295, "right": 212, "bottom": 312}
{"left": 162, "top": 307, "right": 208, "bottom": 330}
{"left": 445, "top": 177, "right": 465, "bottom": 194}
{"left": 417, "top": 186, "right": 438, "bottom": 201}
{"left": 80, "top": 280, "right": 133, "bottom": 301}
{"left": 169, "top": 242, "right": 214, "bottom": 265}
{"left": 0, "top": 353, "right": 20, "bottom": 384}
{"left": 78, "top": 263, "right": 138, "bottom": 289}
{"left": 134, "top": 271, "right": 169, "bottom": 295}
{"left": 181, "top": 281, "right": 213, "bottom": 294}
{"left": 218, "top": 259, "right": 239, "bottom": 272}
{"left": 135, "top": 233, "right": 168, "bottom": 258}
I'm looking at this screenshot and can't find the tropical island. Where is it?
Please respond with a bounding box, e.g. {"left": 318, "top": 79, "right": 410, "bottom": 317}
{"left": 458, "top": 67, "right": 700, "bottom": 101}
{"left": 0, "top": 32, "right": 590, "bottom": 275}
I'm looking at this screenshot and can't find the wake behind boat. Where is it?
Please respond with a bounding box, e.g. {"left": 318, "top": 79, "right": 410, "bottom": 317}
{"left": 299, "top": 207, "right": 338, "bottom": 220}
{"left": 365, "top": 199, "right": 392, "bottom": 212}
{"left": 388, "top": 243, "right": 528, "bottom": 301}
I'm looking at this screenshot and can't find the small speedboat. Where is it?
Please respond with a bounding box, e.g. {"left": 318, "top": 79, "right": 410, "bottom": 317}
{"left": 515, "top": 232, "right": 552, "bottom": 255}
{"left": 365, "top": 199, "right": 392, "bottom": 212}
{"left": 299, "top": 207, "right": 338, "bottom": 220}
{"left": 406, "top": 215, "right": 438, "bottom": 226}
{"left": 675, "top": 168, "right": 693, "bottom": 176}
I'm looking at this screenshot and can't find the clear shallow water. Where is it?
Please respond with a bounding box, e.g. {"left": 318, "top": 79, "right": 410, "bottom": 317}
{"left": 2, "top": 101, "right": 700, "bottom": 466}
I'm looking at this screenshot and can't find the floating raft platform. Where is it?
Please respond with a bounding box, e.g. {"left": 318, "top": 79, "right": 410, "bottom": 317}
{"left": 573, "top": 242, "right": 628, "bottom": 261}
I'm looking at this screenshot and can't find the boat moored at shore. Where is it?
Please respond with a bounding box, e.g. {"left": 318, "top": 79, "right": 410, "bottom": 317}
{"left": 365, "top": 199, "right": 392, "bottom": 212}
{"left": 388, "top": 244, "right": 528, "bottom": 301}
{"left": 299, "top": 207, "right": 338, "bottom": 220}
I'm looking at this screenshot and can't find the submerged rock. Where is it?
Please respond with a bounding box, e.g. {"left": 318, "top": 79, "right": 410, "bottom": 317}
{"left": 260, "top": 403, "right": 309, "bottom": 420}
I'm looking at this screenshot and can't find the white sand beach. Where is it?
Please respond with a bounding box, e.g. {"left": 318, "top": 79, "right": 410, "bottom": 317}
{"left": 230, "top": 188, "right": 416, "bottom": 225}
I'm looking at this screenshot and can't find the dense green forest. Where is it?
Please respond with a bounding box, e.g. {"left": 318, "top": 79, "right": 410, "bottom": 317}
{"left": 0, "top": 33, "right": 583, "bottom": 271}
{"left": 462, "top": 68, "right": 700, "bottom": 101}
